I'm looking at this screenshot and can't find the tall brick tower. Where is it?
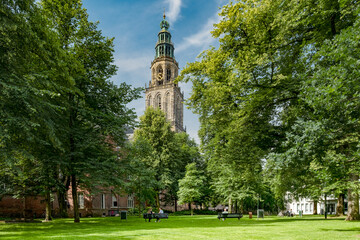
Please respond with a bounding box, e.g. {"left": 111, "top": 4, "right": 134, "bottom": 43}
{"left": 145, "top": 12, "right": 184, "bottom": 132}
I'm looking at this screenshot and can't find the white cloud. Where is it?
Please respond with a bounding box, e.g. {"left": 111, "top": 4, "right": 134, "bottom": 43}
{"left": 164, "top": 0, "right": 182, "bottom": 23}
{"left": 115, "top": 56, "right": 150, "bottom": 73}
{"left": 176, "top": 12, "right": 221, "bottom": 53}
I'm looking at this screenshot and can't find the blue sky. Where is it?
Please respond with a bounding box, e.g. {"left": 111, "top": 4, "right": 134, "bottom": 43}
{"left": 82, "top": 0, "right": 227, "bottom": 143}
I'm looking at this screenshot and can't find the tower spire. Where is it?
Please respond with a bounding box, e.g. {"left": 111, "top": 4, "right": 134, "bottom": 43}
{"left": 146, "top": 15, "right": 184, "bottom": 133}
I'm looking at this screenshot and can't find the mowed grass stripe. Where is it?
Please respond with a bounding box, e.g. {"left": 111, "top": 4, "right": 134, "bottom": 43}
{"left": 0, "top": 215, "right": 359, "bottom": 239}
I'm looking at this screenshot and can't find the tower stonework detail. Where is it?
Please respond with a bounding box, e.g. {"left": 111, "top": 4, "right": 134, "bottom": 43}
{"left": 145, "top": 14, "right": 184, "bottom": 132}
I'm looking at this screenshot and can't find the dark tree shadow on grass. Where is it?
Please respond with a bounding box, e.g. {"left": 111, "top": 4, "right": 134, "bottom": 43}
{"left": 320, "top": 228, "right": 360, "bottom": 232}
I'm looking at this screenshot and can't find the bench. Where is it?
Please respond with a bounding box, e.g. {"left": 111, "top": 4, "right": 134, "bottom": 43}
{"left": 217, "top": 212, "right": 243, "bottom": 220}
{"left": 143, "top": 213, "right": 169, "bottom": 222}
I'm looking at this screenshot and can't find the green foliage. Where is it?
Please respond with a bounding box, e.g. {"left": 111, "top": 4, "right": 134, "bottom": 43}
{"left": 134, "top": 107, "right": 202, "bottom": 209}
{"left": 0, "top": 0, "right": 141, "bottom": 221}
{"left": 178, "top": 0, "right": 360, "bottom": 217}
{"left": 0, "top": 0, "right": 72, "bottom": 203}
{"left": 267, "top": 15, "right": 360, "bottom": 219}
{"left": 134, "top": 107, "right": 175, "bottom": 190}
{"left": 178, "top": 163, "right": 206, "bottom": 206}
{"left": 170, "top": 209, "right": 216, "bottom": 216}
{"left": 124, "top": 136, "right": 158, "bottom": 214}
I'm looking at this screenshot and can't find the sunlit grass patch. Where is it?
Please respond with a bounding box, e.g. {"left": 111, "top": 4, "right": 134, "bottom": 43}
{"left": 0, "top": 215, "right": 359, "bottom": 239}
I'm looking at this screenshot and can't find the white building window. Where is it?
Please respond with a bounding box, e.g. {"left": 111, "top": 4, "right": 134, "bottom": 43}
{"left": 78, "top": 193, "right": 84, "bottom": 209}
{"left": 127, "top": 195, "right": 134, "bottom": 208}
{"left": 112, "top": 194, "right": 117, "bottom": 208}
{"left": 310, "top": 203, "right": 313, "bottom": 212}
{"left": 301, "top": 204, "right": 304, "bottom": 211}
{"left": 305, "top": 203, "right": 309, "bottom": 212}
{"left": 297, "top": 204, "right": 299, "bottom": 212}
{"left": 101, "top": 194, "right": 106, "bottom": 209}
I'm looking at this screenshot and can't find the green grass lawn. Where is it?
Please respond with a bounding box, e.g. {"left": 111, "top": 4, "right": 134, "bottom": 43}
{"left": 1, "top": 215, "right": 359, "bottom": 239}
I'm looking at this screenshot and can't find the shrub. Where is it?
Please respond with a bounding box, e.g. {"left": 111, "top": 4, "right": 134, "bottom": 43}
{"left": 170, "top": 210, "right": 217, "bottom": 216}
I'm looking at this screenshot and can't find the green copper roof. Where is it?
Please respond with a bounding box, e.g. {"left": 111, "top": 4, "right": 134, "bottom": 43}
{"left": 160, "top": 19, "right": 169, "bottom": 30}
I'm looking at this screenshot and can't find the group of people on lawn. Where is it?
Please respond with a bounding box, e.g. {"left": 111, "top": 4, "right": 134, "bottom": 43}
{"left": 147, "top": 207, "right": 164, "bottom": 222}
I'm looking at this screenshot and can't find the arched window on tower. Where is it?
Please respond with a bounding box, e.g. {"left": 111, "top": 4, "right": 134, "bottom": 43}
{"left": 166, "top": 68, "right": 171, "bottom": 81}
{"left": 165, "top": 92, "right": 170, "bottom": 119}
{"left": 156, "top": 94, "right": 162, "bottom": 109}
{"left": 176, "top": 96, "right": 181, "bottom": 124}
{"left": 146, "top": 95, "right": 152, "bottom": 108}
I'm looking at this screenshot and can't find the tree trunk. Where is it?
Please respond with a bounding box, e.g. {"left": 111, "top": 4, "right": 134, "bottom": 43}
{"left": 234, "top": 200, "right": 238, "bottom": 213}
{"left": 189, "top": 203, "right": 193, "bottom": 216}
{"left": 228, "top": 198, "right": 232, "bottom": 213}
{"left": 69, "top": 93, "right": 79, "bottom": 223}
{"left": 71, "top": 175, "right": 80, "bottom": 223}
{"left": 336, "top": 193, "right": 345, "bottom": 216}
{"left": 57, "top": 190, "right": 67, "bottom": 218}
{"left": 22, "top": 196, "right": 26, "bottom": 220}
{"left": 44, "top": 188, "right": 52, "bottom": 221}
{"left": 346, "top": 176, "right": 360, "bottom": 221}
{"left": 137, "top": 188, "right": 141, "bottom": 218}
{"left": 174, "top": 199, "right": 178, "bottom": 212}
{"left": 57, "top": 176, "right": 70, "bottom": 218}
{"left": 330, "top": 1, "right": 339, "bottom": 37}
{"left": 324, "top": 194, "right": 327, "bottom": 220}
{"left": 155, "top": 193, "right": 160, "bottom": 209}
{"left": 313, "top": 201, "right": 318, "bottom": 215}
{"left": 138, "top": 202, "right": 141, "bottom": 218}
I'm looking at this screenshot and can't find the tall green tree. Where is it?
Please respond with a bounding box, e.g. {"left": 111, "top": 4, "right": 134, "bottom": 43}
{"left": 134, "top": 107, "right": 201, "bottom": 210}
{"left": 177, "top": 163, "right": 206, "bottom": 216}
{"left": 178, "top": 0, "right": 359, "bottom": 216}
{"left": 134, "top": 107, "right": 176, "bottom": 208}
{"left": 0, "top": 0, "right": 72, "bottom": 220}
{"left": 268, "top": 16, "right": 360, "bottom": 220}
{"left": 165, "top": 132, "right": 201, "bottom": 211}
{"left": 124, "top": 136, "right": 157, "bottom": 217}
{"left": 40, "top": 0, "right": 141, "bottom": 222}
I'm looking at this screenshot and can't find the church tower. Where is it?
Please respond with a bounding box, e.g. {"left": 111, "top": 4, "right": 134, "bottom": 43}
{"left": 145, "top": 13, "right": 184, "bottom": 132}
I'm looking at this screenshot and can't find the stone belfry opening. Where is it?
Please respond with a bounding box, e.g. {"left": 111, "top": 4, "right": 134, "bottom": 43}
{"left": 145, "top": 11, "right": 184, "bottom": 132}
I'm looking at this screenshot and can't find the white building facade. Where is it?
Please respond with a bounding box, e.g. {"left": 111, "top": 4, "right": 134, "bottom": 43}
{"left": 285, "top": 193, "right": 345, "bottom": 215}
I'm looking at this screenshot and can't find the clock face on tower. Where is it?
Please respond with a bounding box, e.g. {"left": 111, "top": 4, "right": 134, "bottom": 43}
{"left": 144, "top": 14, "right": 183, "bottom": 132}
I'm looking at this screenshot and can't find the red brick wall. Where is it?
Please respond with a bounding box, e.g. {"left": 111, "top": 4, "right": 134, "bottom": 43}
{"left": 0, "top": 195, "right": 47, "bottom": 218}
{"left": 0, "top": 191, "right": 136, "bottom": 218}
